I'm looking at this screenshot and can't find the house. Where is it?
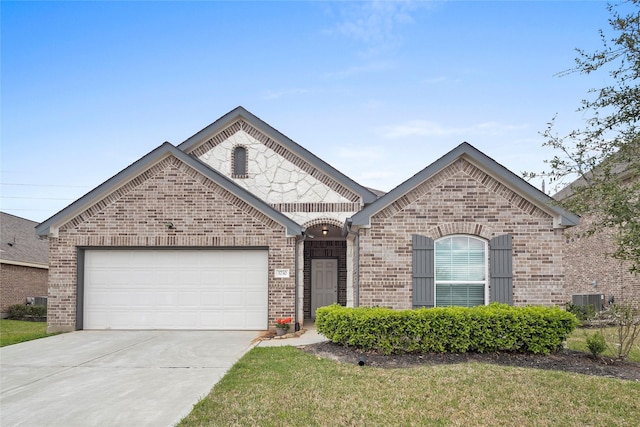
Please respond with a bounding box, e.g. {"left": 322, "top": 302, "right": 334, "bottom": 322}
{"left": 555, "top": 165, "right": 640, "bottom": 307}
{"left": 1, "top": 212, "right": 49, "bottom": 317}
{"left": 36, "top": 107, "right": 579, "bottom": 333}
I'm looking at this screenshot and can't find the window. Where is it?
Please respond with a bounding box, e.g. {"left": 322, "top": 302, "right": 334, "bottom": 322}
{"left": 434, "top": 235, "right": 487, "bottom": 307}
{"left": 233, "top": 146, "right": 247, "bottom": 177}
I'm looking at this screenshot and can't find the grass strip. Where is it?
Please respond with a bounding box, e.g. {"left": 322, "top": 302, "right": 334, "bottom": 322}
{"left": 0, "top": 319, "right": 59, "bottom": 347}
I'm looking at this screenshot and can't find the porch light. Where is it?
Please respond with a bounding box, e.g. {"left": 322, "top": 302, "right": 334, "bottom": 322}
{"left": 322, "top": 227, "right": 328, "bottom": 236}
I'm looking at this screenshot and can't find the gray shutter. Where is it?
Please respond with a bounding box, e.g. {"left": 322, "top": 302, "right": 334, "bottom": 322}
{"left": 490, "top": 234, "right": 513, "bottom": 304}
{"left": 412, "top": 234, "right": 434, "bottom": 308}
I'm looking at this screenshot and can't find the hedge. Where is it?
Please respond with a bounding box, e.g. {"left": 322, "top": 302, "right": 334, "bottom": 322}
{"left": 315, "top": 303, "right": 578, "bottom": 355}
{"left": 7, "top": 304, "right": 47, "bottom": 321}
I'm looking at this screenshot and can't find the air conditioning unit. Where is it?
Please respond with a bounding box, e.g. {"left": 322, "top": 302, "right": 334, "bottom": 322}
{"left": 33, "top": 296, "right": 48, "bottom": 307}
{"left": 572, "top": 294, "right": 605, "bottom": 312}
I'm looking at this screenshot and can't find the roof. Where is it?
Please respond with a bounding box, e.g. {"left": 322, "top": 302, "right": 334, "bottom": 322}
{"left": 1, "top": 212, "right": 49, "bottom": 267}
{"left": 350, "top": 142, "right": 580, "bottom": 229}
{"left": 554, "top": 162, "right": 634, "bottom": 201}
{"left": 178, "top": 106, "right": 379, "bottom": 204}
{"left": 35, "top": 142, "right": 304, "bottom": 238}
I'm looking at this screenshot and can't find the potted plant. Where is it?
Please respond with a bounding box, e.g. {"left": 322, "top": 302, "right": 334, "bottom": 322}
{"left": 275, "top": 317, "right": 292, "bottom": 336}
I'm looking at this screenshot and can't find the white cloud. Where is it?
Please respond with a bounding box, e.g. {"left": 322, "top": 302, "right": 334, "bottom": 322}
{"left": 421, "top": 76, "right": 448, "bottom": 85}
{"left": 331, "top": 1, "right": 417, "bottom": 44}
{"left": 336, "top": 144, "right": 385, "bottom": 160}
{"left": 262, "top": 88, "right": 312, "bottom": 100}
{"left": 324, "top": 61, "right": 394, "bottom": 79}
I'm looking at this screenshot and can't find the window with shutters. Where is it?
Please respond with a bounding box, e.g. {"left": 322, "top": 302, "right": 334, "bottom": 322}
{"left": 434, "top": 235, "right": 487, "bottom": 307}
{"left": 232, "top": 146, "right": 248, "bottom": 178}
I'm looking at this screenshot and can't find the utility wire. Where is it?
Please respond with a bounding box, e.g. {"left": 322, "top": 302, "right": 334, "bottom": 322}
{"left": 2, "top": 196, "right": 76, "bottom": 200}
{"left": 0, "top": 183, "right": 90, "bottom": 188}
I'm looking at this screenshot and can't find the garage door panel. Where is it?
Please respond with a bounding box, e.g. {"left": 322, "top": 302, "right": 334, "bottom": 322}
{"left": 83, "top": 250, "right": 268, "bottom": 330}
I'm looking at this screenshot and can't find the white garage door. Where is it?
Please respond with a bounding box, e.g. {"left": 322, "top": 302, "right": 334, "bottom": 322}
{"left": 83, "top": 249, "right": 268, "bottom": 330}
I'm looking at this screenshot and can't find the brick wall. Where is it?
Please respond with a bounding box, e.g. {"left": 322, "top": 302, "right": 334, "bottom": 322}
{"left": 47, "top": 155, "right": 296, "bottom": 332}
{"left": 358, "top": 158, "right": 566, "bottom": 309}
{"left": 0, "top": 263, "right": 48, "bottom": 315}
{"left": 563, "top": 214, "right": 640, "bottom": 306}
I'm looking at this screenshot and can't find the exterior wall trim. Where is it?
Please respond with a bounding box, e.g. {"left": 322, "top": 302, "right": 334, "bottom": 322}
{"left": 0, "top": 259, "right": 49, "bottom": 269}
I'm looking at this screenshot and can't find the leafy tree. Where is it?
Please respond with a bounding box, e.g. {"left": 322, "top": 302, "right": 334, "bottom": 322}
{"left": 536, "top": 0, "right": 640, "bottom": 274}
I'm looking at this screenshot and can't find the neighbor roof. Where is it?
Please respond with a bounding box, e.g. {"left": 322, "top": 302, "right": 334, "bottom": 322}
{"left": 178, "top": 106, "right": 379, "bottom": 204}
{"left": 350, "top": 142, "right": 580, "bottom": 229}
{"left": 35, "top": 142, "right": 304, "bottom": 237}
{"left": 1, "top": 212, "right": 49, "bottom": 267}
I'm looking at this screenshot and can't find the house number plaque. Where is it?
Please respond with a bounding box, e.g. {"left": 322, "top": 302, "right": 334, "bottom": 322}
{"left": 274, "top": 269, "right": 290, "bottom": 278}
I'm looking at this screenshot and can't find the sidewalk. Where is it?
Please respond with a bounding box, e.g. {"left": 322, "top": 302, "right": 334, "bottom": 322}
{"left": 257, "top": 322, "right": 328, "bottom": 347}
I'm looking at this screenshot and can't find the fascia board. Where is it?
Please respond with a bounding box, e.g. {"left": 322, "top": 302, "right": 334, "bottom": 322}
{"left": 36, "top": 142, "right": 303, "bottom": 237}
{"left": 350, "top": 142, "right": 580, "bottom": 228}
{"left": 178, "top": 106, "right": 378, "bottom": 204}
{"left": 36, "top": 142, "right": 176, "bottom": 237}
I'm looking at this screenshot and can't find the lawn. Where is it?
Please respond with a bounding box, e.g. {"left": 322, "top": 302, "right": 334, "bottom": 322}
{"left": 178, "top": 346, "right": 640, "bottom": 427}
{"left": 0, "top": 319, "right": 59, "bottom": 347}
{"left": 567, "top": 326, "right": 640, "bottom": 362}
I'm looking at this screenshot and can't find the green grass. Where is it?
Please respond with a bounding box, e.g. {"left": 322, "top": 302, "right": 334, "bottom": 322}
{"left": 0, "top": 319, "right": 60, "bottom": 347}
{"left": 567, "top": 326, "right": 640, "bottom": 362}
{"left": 178, "top": 346, "right": 640, "bottom": 427}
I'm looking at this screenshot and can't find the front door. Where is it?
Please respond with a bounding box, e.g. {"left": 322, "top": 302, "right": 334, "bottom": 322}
{"left": 311, "top": 259, "right": 337, "bottom": 318}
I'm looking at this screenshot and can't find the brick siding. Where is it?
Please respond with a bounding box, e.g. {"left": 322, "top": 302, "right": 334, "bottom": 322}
{"left": 563, "top": 214, "right": 640, "bottom": 306}
{"left": 47, "top": 155, "right": 296, "bottom": 332}
{"left": 358, "top": 158, "right": 566, "bottom": 309}
{"left": 0, "top": 263, "right": 48, "bottom": 315}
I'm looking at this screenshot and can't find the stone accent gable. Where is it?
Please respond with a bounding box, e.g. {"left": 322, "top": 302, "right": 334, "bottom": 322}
{"left": 189, "top": 119, "right": 361, "bottom": 204}
{"left": 377, "top": 159, "right": 549, "bottom": 221}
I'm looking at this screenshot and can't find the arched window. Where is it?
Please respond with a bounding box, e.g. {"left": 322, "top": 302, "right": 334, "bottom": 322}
{"left": 233, "top": 146, "right": 247, "bottom": 177}
{"left": 434, "top": 235, "right": 487, "bottom": 307}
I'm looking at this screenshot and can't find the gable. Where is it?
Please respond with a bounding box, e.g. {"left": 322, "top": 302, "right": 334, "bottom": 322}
{"left": 36, "top": 143, "right": 303, "bottom": 238}
{"left": 179, "top": 107, "right": 378, "bottom": 208}
{"left": 376, "top": 158, "right": 551, "bottom": 222}
{"left": 350, "top": 142, "right": 579, "bottom": 230}
{"left": 194, "top": 123, "right": 358, "bottom": 205}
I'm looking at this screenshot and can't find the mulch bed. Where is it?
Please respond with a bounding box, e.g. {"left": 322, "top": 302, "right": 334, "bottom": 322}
{"left": 300, "top": 341, "right": 640, "bottom": 381}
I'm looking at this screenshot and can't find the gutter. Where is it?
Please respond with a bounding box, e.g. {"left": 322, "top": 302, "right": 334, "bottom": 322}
{"left": 294, "top": 229, "right": 309, "bottom": 331}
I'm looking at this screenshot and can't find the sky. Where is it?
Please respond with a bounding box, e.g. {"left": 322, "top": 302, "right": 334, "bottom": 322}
{"left": 1, "top": 0, "right": 618, "bottom": 223}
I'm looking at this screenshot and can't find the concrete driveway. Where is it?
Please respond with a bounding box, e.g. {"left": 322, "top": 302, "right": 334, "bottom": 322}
{"left": 0, "top": 330, "right": 258, "bottom": 427}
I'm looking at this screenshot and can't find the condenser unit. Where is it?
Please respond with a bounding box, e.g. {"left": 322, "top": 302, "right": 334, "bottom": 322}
{"left": 571, "top": 294, "right": 605, "bottom": 312}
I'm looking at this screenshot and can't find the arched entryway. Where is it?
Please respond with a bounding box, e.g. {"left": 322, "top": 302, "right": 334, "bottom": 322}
{"left": 303, "top": 222, "right": 347, "bottom": 319}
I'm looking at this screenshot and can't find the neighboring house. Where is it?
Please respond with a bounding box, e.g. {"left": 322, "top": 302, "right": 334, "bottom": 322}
{"left": 555, "top": 168, "right": 640, "bottom": 307}
{"left": 36, "top": 107, "right": 579, "bottom": 333}
{"left": 1, "top": 212, "right": 49, "bottom": 317}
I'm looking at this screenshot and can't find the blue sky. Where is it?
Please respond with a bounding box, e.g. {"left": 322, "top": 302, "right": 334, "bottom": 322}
{"left": 1, "top": 1, "right": 612, "bottom": 222}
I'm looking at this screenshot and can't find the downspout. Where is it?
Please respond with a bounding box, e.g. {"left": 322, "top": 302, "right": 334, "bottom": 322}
{"left": 345, "top": 219, "right": 360, "bottom": 307}
{"left": 294, "top": 229, "right": 308, "bottom": 331}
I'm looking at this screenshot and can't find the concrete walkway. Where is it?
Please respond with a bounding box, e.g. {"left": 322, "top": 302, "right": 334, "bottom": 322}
{"left": 0, "top": 330, "right": 257, "bottom": 427}
{"left": 257, "top": 322, "right": 328, "bottom": 347}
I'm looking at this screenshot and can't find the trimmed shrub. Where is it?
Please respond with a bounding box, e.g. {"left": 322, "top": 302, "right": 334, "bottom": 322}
{"left": 585, "top": 331, "right": 607, "bottom": 358}
{"left": 7, "top": 304, "right": 47, "bottom": 321}
{"left": 316, "top": 303, "right": 578, "bottom": 355}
